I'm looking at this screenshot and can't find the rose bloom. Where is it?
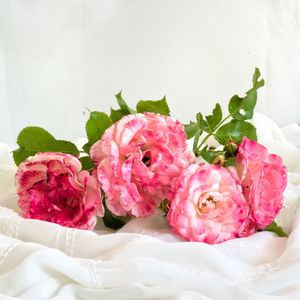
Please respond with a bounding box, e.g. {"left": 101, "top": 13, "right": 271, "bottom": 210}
{"left": 167, "top": 163, "right": 249, "bottom": 244}
{"left": 16, "top": 152, "right": 103, "bottom": 229}
{"left": 91, "top": 113, "right": 195, "bottom": 217}
{"left": 236, "top": 137, "right": 287, "bottom": 229}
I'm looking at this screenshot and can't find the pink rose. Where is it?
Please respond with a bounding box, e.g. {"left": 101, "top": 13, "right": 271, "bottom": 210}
{"left": 91, "top": 113, "right": 195, "bottom": 217}
{"left": 16, "top": 152, "right": 103, "bottom": 229}
{"left": 236, "top": 137, "right": 287, "bottom": 229}
{"left": 167, "top": 163, "right": 249, "bottom": 244}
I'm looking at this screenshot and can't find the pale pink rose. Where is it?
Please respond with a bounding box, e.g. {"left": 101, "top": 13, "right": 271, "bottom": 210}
{"left": 91, "top": 113, "right": 195, "bottom": 217}
{"left": 16, "top": 152, "right": 103, "bottom": 229}
{"left": 236, "top": 137, "right": 287, "bottom": 229}
{"left": 167, "top": 163, "right": 249, "bottom": 244}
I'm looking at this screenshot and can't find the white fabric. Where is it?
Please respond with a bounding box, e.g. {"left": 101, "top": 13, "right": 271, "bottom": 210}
{"left": 1, "top": 0, "right": 300, "bottom": 147}
{"left": 0, "top": 114, "right": 299, "bottom": 299}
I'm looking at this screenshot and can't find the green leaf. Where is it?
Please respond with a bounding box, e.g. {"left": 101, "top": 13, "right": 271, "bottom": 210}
{"left": 103, "top": 199, "right": 131, "bottom": 230}
{"left": 228, "top": 90, "right": 257, "bottom": 121}
{"left": 223, "top": 157, "right": 236, "bottom": 167}
{"left": 184, "top": 121, "right": 199, "bottom": 139}
{"left": 110, "top": 108, "right": 127, "bottom": 123}
{"left": 82, "top": 144, "right": 90, "bottom": 154}
{"left": 264, "top": 221, "right": 288, "bottom": 237}
{"left": 205, "top": 103, "right": 223, "bottom": 133}
{"left": 196, "top": 112, "right": 203, "bottom": 126}
{"left": 252, "top": 67, "right": 265, "bottom": 90}
{"left": 196, "top": 112, "right": 209, "bottom": 132}
{"left": 80, "top": 156, "right": 94, "bottom": 171}
{"left": 86, "top": 112, "right": 112, "bottom": 142}
{"left": 13, "top": 149, "right": 35, "bottom": 166}
{"left": 200, "top": 149, "right": 225, "bottom": 164}
{"left": 136, "top": 96, "right": 170, "bottom": 116}
{"left": 229, "top": 68, "right": 264, "bottom": 121}
{"left": 13, "top": 126, "right": 79, "bottom": 166}
{"left": 215, "top": 120, "right": 257, "bottom": 145}
{"left": 83, "top": 111, "right": 112, "bottom": 154}
{"left": 115, "top": 91, "right": 136, "bottom": 114}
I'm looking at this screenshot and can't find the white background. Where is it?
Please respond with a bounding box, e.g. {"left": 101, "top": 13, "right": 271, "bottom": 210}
{"left": 1, "top": 0, "right": 300, "bottom": 147}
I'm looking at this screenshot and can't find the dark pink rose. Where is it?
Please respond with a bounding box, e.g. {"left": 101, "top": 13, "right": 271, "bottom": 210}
{"left": 16, "top": 152, "right": 103, "bottom": 229}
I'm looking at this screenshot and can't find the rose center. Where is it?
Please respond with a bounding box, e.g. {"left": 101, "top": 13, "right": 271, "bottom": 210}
{"left": 196, "top": 193, "right": 219, "bottom": 215}
{"left": 142, "top": 151, "right": 152, "bottom": 167}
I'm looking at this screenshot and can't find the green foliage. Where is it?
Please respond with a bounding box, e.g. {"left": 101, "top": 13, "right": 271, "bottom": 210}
{"left": 189, "top": 67, "right": 263, "bottom": 162}
{"left": 264, "top": 221, "right": 288, "bottom": 237}
{"left": 228, "top": 90, "right": 257, "bottom": 121}
{"left": 80, "top": 156, "right": 94, "bottom": 171}
{"left": 196, "top": 112, "right": 208, "bottom": 132}
{"left": 228, "top": 67, "right": 264, "bottom": 121}
{"left": 83, "top": 111, "right": 112, "bottom": 154}
{"left": 215, "top": 120, "right": 257, "bottom": 145}
{"left": 136, "top": 97, "right": 170, "bottom": 116}
{"left": 251, "top": 67, "right": 265, "bottom": 90}
{"left": 102, "top": 198, "right": 131, "bottom": 230}
{"left": 200, "top": 148, "right": 225, "bottom": 164}
{"left": 194, "top": 104, "right": 222, "bottom": 134}
{"left": 115, "top": 91, "right": 136, "bottom": 114}
{"left": 110, "top": 108, "right": 127, "bottom": 123}
{"left": 205, "top": 103, "right": 223, "bottom": 133}
{"left": 184, "top": 121, "right": 199, "bottom": 139}
{"left": 223, "top": 157, "right": 236, "bottom": 167}
{"left": 193, "top": 130, "right": 202, "bottom": 153}
{"left": 13, "top": 126, "right": 79, "bottom": 166}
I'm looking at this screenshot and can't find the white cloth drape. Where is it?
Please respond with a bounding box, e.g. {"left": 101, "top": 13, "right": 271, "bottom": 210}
{"left": 0, "top": 113, "right": 299, "bottom": 299}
